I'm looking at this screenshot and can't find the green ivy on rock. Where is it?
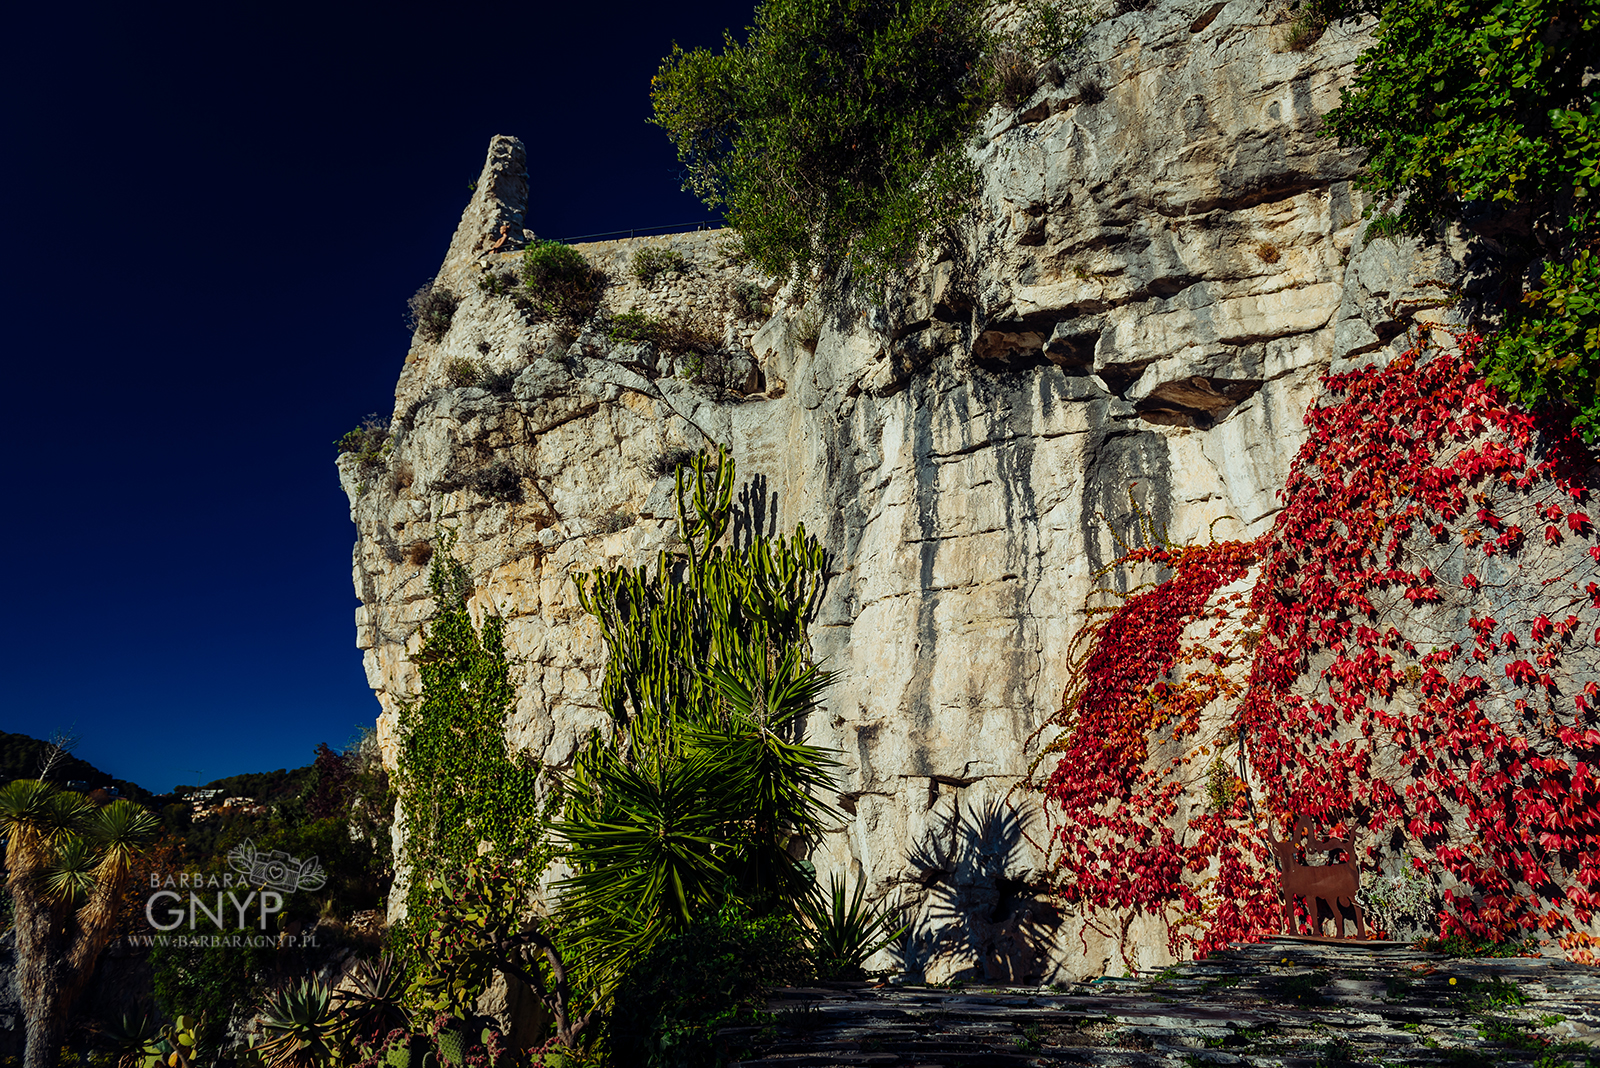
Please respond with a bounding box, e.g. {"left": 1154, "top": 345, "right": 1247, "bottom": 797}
{"left": 395, "top": 532, "right": 548, "bottom": 962}
{"left": 1321, "top": 0, "right": 1599, "bottom": 232}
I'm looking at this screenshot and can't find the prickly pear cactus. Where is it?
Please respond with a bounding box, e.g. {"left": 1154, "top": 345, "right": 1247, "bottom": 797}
{"left": 435, "top": 1026, "right": 468, "bottom": 1068}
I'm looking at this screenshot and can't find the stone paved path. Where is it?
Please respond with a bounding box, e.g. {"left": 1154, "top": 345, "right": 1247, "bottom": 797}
{"left": 730, "top": 940, "right": 1600, "bottom": 1067}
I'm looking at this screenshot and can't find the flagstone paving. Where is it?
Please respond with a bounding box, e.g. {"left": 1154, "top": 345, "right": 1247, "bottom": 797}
{"left": 730, "top": 940, "right": 1600, "bottom": 1067}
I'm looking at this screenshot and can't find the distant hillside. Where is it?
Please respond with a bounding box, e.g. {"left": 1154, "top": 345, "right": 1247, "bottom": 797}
{"left": 182, "top": 765, "right": 316, "bottom": 806}
{"left": 0, "top": 731, "right": 159, "bottom": 805}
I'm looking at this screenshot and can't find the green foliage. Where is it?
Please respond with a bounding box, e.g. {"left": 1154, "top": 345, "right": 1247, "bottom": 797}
{"left": 1363, "top": 211, "right": 1407, "bottom": 243}
{"left": 145, "top": 1016, "right": 202, "bottom": 1068}
{"left": 651, "top": 0, "right": 989, "bottom": 291}
{"left": 727, "top": 281, "right": 770, "bottom": 321}
{"left": 608, "top": 308, "right": 663, "bottom": 345}
{"left": 631, "top": 246, "right": 689, "bottom": 286}
{"left": 1416, "top": 932, "right": 1539, "bottom": 957}
{"left": 604, "top": 908, "right": 811, "bottom": 1068}
{"left": 1013, "top": 0, "right": 1095, "bottom": 61}
{"left": 254, "top": 979, "right": 340, "bottom": 1068}
{"left": 1279, "top": 1, "right": 1332, "bottom": 52}
{"left": 406, "top": 865, "right": 525, "bottom": 1019}
{"left": 394, "top": 533, "right": 549, "bottom": 960}
{"left": 520, "top": 241, "right": 605, "bottom": 322}
{"left": 990, "top": 0, "right": 1098, "bottom": 107}
{"left": 1480, "top": 240, "right": 1600, "bottom": 442}
{"left": 558, "top": 450, "right": 838, "bottom": 1000}
{"left": 100, "top": 1011, "right": 161, "bottom": 1068}
{"left": 407, "top": 285, "right": 460, "bottom": 344}
{"left": 337, "top": 414, "right": 391, "bottom": 480}
{"left": 151, "top": 939, "right": 273, "bottom": 1057}
{"left": 405, "top": 862, "right": 589, "bottom": 1051}
{"left": 607, "top": 307, "right": 721, "bottom": 356}
{"left": 794, "top": 873, "right": 906, "bottom": 980}
{"left": 445, "top": 358, "right": 480, "bottom": 387}
{"left": 1320, "top": 0, "right": 1600, "bottom": 233}
{"left": 466, "top": 461, "right": 524, "bottom": 503}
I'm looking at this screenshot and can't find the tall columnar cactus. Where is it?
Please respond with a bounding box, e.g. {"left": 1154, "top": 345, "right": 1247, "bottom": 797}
{"left": 562, "top": 448, "right": 839, "bottom": 998}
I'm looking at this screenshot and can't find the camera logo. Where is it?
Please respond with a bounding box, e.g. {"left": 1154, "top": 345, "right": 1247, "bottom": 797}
{"left": 227, "top": 839, "right": 327, "bottom": 893}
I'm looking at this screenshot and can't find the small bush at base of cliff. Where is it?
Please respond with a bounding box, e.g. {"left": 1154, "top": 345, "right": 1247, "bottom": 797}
{"left": 521, "top": 240, "right": 605, "bottom": 322}
{"left": 604, "top": 909, "right": 811, "bottom": 1068}
{"left": 406, "top": 283, "right": 460, "bottom": 343}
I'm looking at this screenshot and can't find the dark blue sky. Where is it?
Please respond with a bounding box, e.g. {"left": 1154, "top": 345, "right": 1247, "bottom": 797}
{"left": 2, "top": 0, "right": 755, "bottom": 793}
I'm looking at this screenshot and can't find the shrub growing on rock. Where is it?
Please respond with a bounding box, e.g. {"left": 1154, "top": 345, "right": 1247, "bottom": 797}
{"left": 406, "top": 283, "right": 460, "bottom": 343}
{"left": 520, "top": 240, "right": 605, "bottom": 322}
{"left": 467, "top": 461, "right": 523, "bottom": 503}
{"left": 337, "top": 414, "right": 391, "bottom": 482}
{"left": 630, "top": 245, "right": 688, "bottom": 286}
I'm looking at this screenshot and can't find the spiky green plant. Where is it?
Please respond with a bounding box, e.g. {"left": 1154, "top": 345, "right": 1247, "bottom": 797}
{"left": 558, "top": 448, "right": 839, "bottom": 1003}
{"left": 795, "top": 872, "right": 908, "bottom": 980}
{"left": 99, "top": 1012, "right": 161, "bottom": 1068}
{"left": 0, "top": 780, "right": 159, "bottom": 1068}
{"left": 255, "top": 979, "right": 340, "bottom": 1068}
{"left": 333, "top": 954, "right": 409, "bottom": 1047}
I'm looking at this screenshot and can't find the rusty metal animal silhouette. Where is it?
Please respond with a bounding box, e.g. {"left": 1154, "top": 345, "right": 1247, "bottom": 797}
{"left": 1264, "top": 818, "right": 1367, "bottom": 939}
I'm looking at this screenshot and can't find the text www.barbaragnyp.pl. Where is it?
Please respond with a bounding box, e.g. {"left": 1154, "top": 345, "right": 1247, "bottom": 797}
{"left": 125, "top": 933, "right": 320, "bottom": 948}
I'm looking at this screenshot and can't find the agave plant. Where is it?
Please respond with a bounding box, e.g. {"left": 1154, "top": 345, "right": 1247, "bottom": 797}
{"left": 254, "top": 979, "right": 341, "bottom": 1068}
{"left": 332, "top": 954, "right": 409, "bottom": 1046}
{"left": 796, "top": 873, "right": 908, "bottom": 980}
{"left": 100, "top": 1011, "right": 161, "bottom": 1068}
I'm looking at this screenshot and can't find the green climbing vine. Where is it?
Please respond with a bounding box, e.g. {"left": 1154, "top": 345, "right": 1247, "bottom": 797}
{"left": 395, "top": 531, "right": 548, "bottom": 955}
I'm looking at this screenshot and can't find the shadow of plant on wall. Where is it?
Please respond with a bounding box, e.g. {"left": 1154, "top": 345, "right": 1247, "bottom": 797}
{"left": 898, "top": 797, "right": 1061, "bottom": 983}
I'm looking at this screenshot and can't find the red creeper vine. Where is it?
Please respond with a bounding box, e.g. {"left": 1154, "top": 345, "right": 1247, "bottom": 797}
{"left": 1037, "top": 334, "right": 1600, "bottom": 962}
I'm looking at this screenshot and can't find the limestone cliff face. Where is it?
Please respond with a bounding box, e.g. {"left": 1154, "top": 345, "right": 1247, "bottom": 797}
{"left": 341, "top": 0, "right": 1493, "bottom": 980}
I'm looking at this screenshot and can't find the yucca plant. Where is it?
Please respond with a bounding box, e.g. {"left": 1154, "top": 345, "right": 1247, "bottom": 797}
{"left": 0, "top": 779, "right": 159, "bottom": 1068}
{"left": 254, "top": 979, "right": 341, "bottom": 1068}
{"left": 796, "top": 873, "right": 908, "bottom": 980}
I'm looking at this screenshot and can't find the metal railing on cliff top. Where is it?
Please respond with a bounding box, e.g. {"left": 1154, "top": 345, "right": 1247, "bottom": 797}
{"left": 553, "top": 219, "right": 723, "bottom": 244}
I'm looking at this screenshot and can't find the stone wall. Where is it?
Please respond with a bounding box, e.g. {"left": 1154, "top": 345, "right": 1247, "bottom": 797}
{"left": 342, "top": 0, "right": 1506, "bottom": 980}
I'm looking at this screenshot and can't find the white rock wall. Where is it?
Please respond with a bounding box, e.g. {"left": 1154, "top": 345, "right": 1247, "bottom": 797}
{"left": 342, "top": 0, "right": 1498, "bottom": 980}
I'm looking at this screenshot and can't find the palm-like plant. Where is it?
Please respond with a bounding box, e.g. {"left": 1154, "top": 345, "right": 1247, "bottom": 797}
{"left": 796, "top": 873, "right": 908, "bottom": 980}
{"left": 559, "top": 449, "right": 841, "bottom": 1003}
{"left": 0, "top": 780, "right": 159, "bottom": 1068}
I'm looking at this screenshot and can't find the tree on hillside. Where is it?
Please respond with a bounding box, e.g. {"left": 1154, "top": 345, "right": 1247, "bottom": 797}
{"left": 650, "top": 0, "right": 989, "bottom": 291}
{"left": 0, "top": 780, "right": 159, "bottom": 1068}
